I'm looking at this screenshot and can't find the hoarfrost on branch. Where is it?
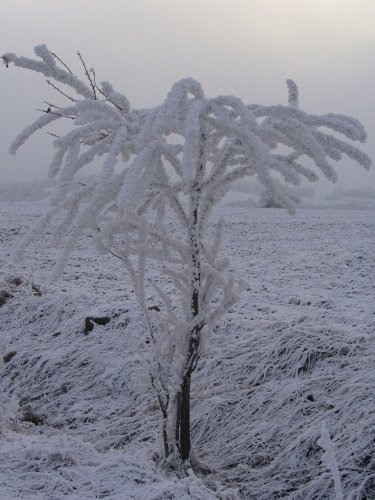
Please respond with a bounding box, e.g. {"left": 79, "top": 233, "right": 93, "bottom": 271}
{"left": 3, "top": 44, "right": 371, "bottom": 464}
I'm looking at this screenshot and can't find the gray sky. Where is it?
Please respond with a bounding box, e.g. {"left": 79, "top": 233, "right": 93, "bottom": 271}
{"left": 1, "top": 0, "right": 374, "bottom": 192}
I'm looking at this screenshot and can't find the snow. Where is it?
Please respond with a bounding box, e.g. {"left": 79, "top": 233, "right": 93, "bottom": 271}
{"left": 1, "top": 198, "right": 374, "bottom": 498}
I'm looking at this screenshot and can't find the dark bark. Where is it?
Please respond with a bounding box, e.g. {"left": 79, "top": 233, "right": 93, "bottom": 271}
{"left": 175, "top": 205, "right": 201, "bottom": 461}
{"left": 174, "top": 133, "right": 206, "bottom": 462}
{"left": 179, "top": 373, "right": 191, "bottom": 460}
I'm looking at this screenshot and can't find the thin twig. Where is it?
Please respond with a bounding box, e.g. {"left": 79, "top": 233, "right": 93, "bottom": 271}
{"left": 36, "top": 108, "right": 75, "bottom": 120}
{"left": 91, "top": 67, "right": 124, "bottom": 111}
{"left": 77, "top": 51, "right": 96, "bottom": 100}
{"left": 50, "top": 51, "right": 73, "bottom": 74}
{"left": 96, "top": 225, "right": 124, "bottom": 261}
{"left": 108, "top": 248, "right": 123, "bottom": 261}
{"left": 46, "top": 80, "right": 77, "bottom": 103}
{"left": 43, "top": 101, "right": 60, "bottom": 109}
{"left": 46, "top": 132, "right": 61, "bottom": 139}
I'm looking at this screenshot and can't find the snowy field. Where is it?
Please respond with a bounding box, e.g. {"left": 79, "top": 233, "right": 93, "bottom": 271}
{"left": 1, "top": 199, "right": 374, "bottom": 499}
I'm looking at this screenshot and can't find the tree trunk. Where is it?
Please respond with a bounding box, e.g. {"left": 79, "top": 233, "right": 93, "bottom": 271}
{"left": 174, "top": 133, "right": 205, "bottom": 462}
{"left": 174, "top": 278, "right": 201, "bottom": 461}
{"left": 178, "top": 373, "right": 191, "bottom": 460}
{"left": 173, "top": 245, "right": 200, "bottom": 462}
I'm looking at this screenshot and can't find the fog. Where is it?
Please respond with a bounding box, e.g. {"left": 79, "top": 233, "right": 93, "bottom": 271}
{"left": 1, "top": 0, "right": 374, "bottom": 193}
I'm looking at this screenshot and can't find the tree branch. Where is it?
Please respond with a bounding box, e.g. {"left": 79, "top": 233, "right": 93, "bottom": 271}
{"left": 46, "top": 79, "right": 77, "bottom": 103}
{"left": 77, "top": 51, "right": 96, "bottom": 100}
{"left": 91, "top": 67, "right": 124, "bottom": 112}
{"left": 36, "top": 108, "right": 75, "bottom": 120}
{"left": 50, "top": 51, "right": 73, "bottom": 74}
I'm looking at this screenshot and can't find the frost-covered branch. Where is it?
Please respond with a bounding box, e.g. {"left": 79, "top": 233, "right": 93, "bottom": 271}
{"left": 4, "top": 45, "right": 371, "bottom": 464}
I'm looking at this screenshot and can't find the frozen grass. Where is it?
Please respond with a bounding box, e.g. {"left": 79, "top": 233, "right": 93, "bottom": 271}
{"left": 1, "top": 200, "right": 374, "bottom": 498}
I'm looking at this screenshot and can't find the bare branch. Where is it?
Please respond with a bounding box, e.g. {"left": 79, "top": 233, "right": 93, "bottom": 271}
{"left": 77, "top": 51, "right": 96, "bottom": 100}
{"left": 46, "top": 131, "right": 61, "bottom": 139}
{"left": 36, "top": 108, "right": 75, "bottom": 120}
{"left": 91, "top": 67, "right": 124, "bottom": 111}
{"left": 46, "top": 79, "right": 77, "bottom": 103}
{"left": 50, "top": 51, "right": 73, "bottom": 75}
{"left": 43, "top": 100, "right": 60, "bottom": 109}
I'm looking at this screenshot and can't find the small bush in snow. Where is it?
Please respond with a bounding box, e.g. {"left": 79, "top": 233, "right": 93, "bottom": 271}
{"left": 3, "top": 45, "right": 371, "bottom": 466}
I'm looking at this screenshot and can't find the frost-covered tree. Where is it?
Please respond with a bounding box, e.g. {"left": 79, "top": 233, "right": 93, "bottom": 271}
{"left": 2, "top": 45, "right": 371, "bottom": 465}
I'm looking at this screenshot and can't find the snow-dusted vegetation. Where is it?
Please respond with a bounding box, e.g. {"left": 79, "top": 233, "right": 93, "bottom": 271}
{"left": 1, "top": 45, "right": 373, "bottom": 498}
{"left": 1, "top": 200, "right": 374, "bottom": 498}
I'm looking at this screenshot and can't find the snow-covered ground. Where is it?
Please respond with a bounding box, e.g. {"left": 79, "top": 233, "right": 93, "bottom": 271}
{"left": 1, "top": 199, "right": 374, "bottom": 499}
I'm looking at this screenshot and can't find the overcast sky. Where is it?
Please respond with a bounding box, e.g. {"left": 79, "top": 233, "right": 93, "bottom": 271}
{"left": 1, "top": 0, "right": 374, "bottom": 193}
